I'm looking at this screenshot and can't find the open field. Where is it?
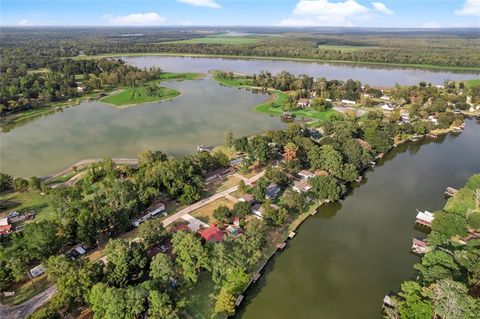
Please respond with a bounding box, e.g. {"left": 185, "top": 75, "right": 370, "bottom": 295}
{"left": 165, "top": 35, "right": 261, "bottom": 45}
{"left": 100, "top": 86, "right": 180, "bottom": 107}
{"left": 0, "top": 190, "right": 53, "bottom": 221}
{"left": 212, "top": 71, "right": 253, "bottom": 87}
{"left": 464, "top": 78, "right": 480, "bottom": 88}
{"left": 318, "top": 44, "right": 379, "bottom": 51}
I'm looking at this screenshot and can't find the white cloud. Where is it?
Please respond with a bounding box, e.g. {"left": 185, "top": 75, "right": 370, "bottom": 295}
{"left": 177, "top": 0, "right": 221, "bottom": 9}
{"left": 279, "top": 0, "right": 371, "bottom": 26}
{"left": 372, "top": 2, "right": 393, "bottom": 15}
{"left": 455, "top": 0, "right": 480, "bottom": 16}
{"left": 18, "top": 19, "right": 35, "bottom": 26}
{"left": 421, "top": 22, "right": 441, "bottom": 28}
{"left": 103, "top": 12, "right": 166, "bottom": 26}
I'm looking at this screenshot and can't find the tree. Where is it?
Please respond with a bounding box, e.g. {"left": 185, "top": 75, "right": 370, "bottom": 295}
{"left": 223, "top": 267, "right": 250, "bottom": 295}
{"left": 319, "top": 145, "right": 343, "bottom": 177}
{"left": 138, "top": 218, "right": 168, "bottom": 246}
{"left": 105, "top": 239, "right": 148, "bottom": 287}
{"left": 214, "top": 288, "right": 236, "bottom": 315}
{"left": 237, "top": 180, "right": 248, "bottom": 195}
{"left": 225, "top": 129, "right": 233, "bottom": 147}
{"left": 147, "top": 290, "right": 179, "bottom": 319}
{"left": 213, "top": 205, "right": 233, "bottom": 224}
{"left": 232, "top": 201, "right": 252, "bottom": 218}
{"left": 283, "top": 142, "right": 299, "bottom": 161}
{"left": 398, "top": 281, "right": 434, "bottom": 319}
{"left": 171, "top": 231, "right": 209, "bottom": 283}
{"left": 149, "top": 253, "right": 174, "bottom": 285}
{"left": 262, "top": 202, "right": 288, "bottom": 226}
{"left": 309, "top": 176, "right": 344, "bottom": 201}
{"left": 0, "top": 173, "right": 13, "bottom": 191}
{"left": 282, "top": 189, "right": 306, "bottom": 213}
{"left": 13, "top": 177, "right": 28, "bottom": 192}
{"left": 28, "top": 176, "right": 41, "bottom": 190}
{"left": 414, "top": 250, "right": 461, "bottom": 284}
{"left": 233, "top": 136, "right": 249, "bottom": 153}
{"left": 249, "top": 135, "right": 272, "bottom": 164}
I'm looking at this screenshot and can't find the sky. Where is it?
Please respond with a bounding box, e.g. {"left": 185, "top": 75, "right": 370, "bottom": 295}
{"left": 1, "top": 0, "right": 479, "bottom": 28}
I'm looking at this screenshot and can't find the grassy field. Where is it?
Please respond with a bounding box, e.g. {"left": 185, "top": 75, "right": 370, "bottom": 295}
{"left": 0, "top": 190, "right": 53, "bottom": 221}
{"left": 318, "top": 44, "right": 379, "bottom": 51}
{"left": 464, "top": 78, "right": 480, "bottom": 88}
{"left": 165, "top": 35, "right": 261, "bottom": 45}
{"left": 100, "top": 86, "right": 180, "bottom": 107}
{"left": 211, "top": 71, "right": 253, "bottom": 87}
{"left": 190, "top": 197, "right": 235, "bottom": 224}
{"left": 182, "top": 272, "right": 222, "bottom": 319}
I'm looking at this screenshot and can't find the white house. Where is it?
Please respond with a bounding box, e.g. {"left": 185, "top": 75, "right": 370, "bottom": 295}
{"left": 341, "top": 99, "right": 356, "bottom": 105}
{"left": 427, "top": 115, "right": 438, "bottom": 125}
{"left": 381, "top": 104, "right": 395, "bottom": 111}
{"left": 380, "top": 95, "right": 391, "bottom": 101}
{"left": 298, "top": 169, "right": 315, "bottom": 179}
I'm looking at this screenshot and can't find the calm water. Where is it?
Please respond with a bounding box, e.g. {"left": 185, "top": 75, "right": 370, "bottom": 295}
{"left": 1, "top": 56, "right": 478, "bottom": 177}
{"left": 124, "top": 56, "right": 479, "bottom": 86}
{"left": 1, "top": 78, "right": 280, "bottom": 177}
{"left": 239, "top": 119, "right": 480, "bottom": 319}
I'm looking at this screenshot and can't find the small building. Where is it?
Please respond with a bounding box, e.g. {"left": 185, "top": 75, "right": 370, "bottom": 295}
{"left": 341, "top": 99, "right": 356, "bottom": 105}
{"left": 380, "top": 95, "right": 391, "bottom": 101}
{"left": 76, "top": 82, "right": 85, "bottom": 92}
{"left": 298, "top": 169, "right": 315, "bottom": 179}
{"left": 196, "top": 145, "right": 213, "bottom": 153}
{"left": 427, "top": 116, "right": 438, "bottom": 125}
{"left": 412, "top": 238, "right": 428, "bottom": 254}
{"left": 230, "top": 158, "right": 244, "bottom": 167}
{"left": 29, "top": 265, "right": 44, "bottom": 278}
{"left": 252, "top": 203, "right": 279, "bottom": 218}
{"left": 266, "top": 183, "right": 281, "bottom": 199}
{"left": 147, "top": 202, "right": 166, "bottom": 217}
{"left": 203, "top": 167, "right": 235, "bottom": 184}
{"left": 297, "top": 98, "right": 310, "bottom": 108}
{"left": 239, "top": 194, "right": 255, "bottom": 204}
{"left": 381, "top": 103, "right": 394, "bottom": 111}
{"left": 293, "top": 180, "right": 311, "bottom": 193}
{"left": 415, "top": 210, "right": 435, "bottom": 228}
{"left": 401, "top": 114, "right": 410, "bottom": 122}
{"left": 198, "top": 225, "right": 224, "bottom": 243}
{"left": 0, "top": 217, "right": 12, "bottom": 235}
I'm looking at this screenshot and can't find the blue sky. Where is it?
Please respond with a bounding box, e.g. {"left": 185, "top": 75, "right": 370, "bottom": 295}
{"left": 1, "top": 0, "right": 479, "bottom": 28}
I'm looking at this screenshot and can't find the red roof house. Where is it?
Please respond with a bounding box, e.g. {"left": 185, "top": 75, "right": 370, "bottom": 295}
{"left": 198, "top": 225, "right": 224, "bottom": 243}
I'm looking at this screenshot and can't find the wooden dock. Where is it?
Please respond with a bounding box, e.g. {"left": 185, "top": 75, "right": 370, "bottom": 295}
{"left": 444, "top": 187, "right": 458, "bottom": 198}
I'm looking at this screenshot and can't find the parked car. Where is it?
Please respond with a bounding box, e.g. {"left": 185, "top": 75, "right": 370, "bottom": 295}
{"left": 8, "top": 211, "right": 20, "bottom": 218}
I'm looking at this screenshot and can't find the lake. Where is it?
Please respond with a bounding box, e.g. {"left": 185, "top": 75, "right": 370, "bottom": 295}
{"left": 238, "top": 118, "right": 480, "bottom": 319}
{"left": 1, "top": 56, "right": 478, "bottom": 177}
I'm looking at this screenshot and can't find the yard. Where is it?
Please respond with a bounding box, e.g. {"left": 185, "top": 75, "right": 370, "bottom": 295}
{"left": 100, "top": 86, "right": 180, "bottom": 107}
{"left": 0, "top": 275, "right": 51, "bottom": 306}
{"left": 0, "top": 190, "right": 53, "bottom": 221}
{"left": 190, "top": 197, "right": 235, "bottom": 225}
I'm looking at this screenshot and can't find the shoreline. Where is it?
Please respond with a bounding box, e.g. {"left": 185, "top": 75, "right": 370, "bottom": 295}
{"left": 73, "top": 52, "right": 480, "bottom": 73}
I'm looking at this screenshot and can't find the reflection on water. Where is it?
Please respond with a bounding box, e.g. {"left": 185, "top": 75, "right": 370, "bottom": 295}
{"left": 124, "top": 56, "right": 479, "bottom": 86}
{"left": 1, "top": 77, "right": 282, "bottom": 177}
{"left": 238, "top": 119, "right": 480, "bottom": 319}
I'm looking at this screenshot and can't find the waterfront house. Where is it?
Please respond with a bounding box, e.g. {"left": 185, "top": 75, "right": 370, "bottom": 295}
{"left": 415, "top": 210, "right": 435, "bottom": 228}
{"left": 203, "top": 167, "right": 235, "bottom": 184}
{"left": 198, "top": 225, "right": 224, "bottom": 243}
{"left": 252, "top": 203, "right": 280, "bottom": 218}
{"left": 298, "top": 169, "right": 315, "bottom": 179}
{"left": 293, "top": 180, "right": 311, "bottom": 193}
{"left": 297, "top": 98, "right": 310, "bottom": 108}
{"left": 266, "top": 183, "right": 281, "bottom": 199}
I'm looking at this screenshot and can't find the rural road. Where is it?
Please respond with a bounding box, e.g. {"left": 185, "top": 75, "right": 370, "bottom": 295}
{"left": 0, "top": 286, "right": 57, "bottom": 319}
{"left": 162, "top": 170, "right": 265, "bottom": 227}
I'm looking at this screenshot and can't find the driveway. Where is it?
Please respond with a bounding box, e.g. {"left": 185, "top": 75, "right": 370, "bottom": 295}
{"left": 0, "top": 286, "right": 57, "bottom": 319}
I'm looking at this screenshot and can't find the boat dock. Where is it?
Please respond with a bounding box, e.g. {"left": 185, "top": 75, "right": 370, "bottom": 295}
{"left": 415, "top": 210, "right": 434, "bottom": 229}
{"left": 444, "top": 187, "right": 458, "bottom": 198}
{"left": 411, "top": 237, "right": 428, "bottom": 254}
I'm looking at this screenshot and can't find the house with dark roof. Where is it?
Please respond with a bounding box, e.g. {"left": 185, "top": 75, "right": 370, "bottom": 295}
{"left": 266, "top": 183, "right": 281, "bottom": 199}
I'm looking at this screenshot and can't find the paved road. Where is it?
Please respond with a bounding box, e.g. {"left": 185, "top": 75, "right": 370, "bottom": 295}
{"left": 0, "top": 286, "right": 57, "bottom": 319}
{"left": 162, "top": 170, "right": 265, "bottom": 227}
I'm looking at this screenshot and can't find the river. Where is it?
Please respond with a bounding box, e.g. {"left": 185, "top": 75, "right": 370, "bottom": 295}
{"left": 238, "top": 118, "right": 480, "bottom": 319}
{"left": 1, "top": 56, "right": 478, "bottom": 177}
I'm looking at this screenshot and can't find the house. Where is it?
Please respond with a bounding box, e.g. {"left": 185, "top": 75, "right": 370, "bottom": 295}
{"left": 381, "top": 103, "right": 395, "bottom": 111}
{"left": 427, "top": 116, "right": 438, "bottom": 125}
{"left": 147, "top": 202, "right": 166, "bottom": 217}
{"left": 198, "top": 225, "right": 224, "bottom": 243}
{"left": 239, "top": 194, "right": 255, "bottom": 204}
{"left": 341, "top": 99, "right": 356, "bottom": 105}
{"left": 29, "top": 265, "right": 44, "bottom": 278}
{"left": 380, "top": 95, "right": 391, "bottom": 101}
{"left": 298, "top": 169, "right": 314, "bottom": 179}
{"left": 252, "top": 203, "right": 280, "bottom": 218}
{"left": 66, "top": 245, "right": 87, "bottom": 260}
{"left": 131, "top": 214, "right": 152, "bottom": 227}
{"left": 415, "top": 210, "right": 435, "bottom": 228}
{"left": 293, "top": 180, "right": 311, "bottom": 193}
{"left": 230, "top": 158, "right": 244, "bottom": 167}
{"left": 203, "top": 167, "right": 235, "bottom": 184}
{"left": 356, "top": 139, "right": 372, "bottom": 151}
{"left": 297, "top": 98, "right": 310, "bottom": 108}
{"left": 0, "top": 217, "right": 12, "bottom": 235}
{"left": 266, "top": 183, "right": 281, "bottom": 199}
{"left": 401, "top": 114, "right": 410, "bottom": 122}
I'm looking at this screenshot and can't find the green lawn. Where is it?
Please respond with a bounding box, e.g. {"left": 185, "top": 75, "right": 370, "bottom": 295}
{"left": 165, "top": 35, "right": 260, "bottom": 45}
{"left": 182, "top": 272, "right": 222, "bottom": 319}
{"left": 0, "top": 190, "right": 53, "bottom": 221}
{"left": 100, "top": 72, "right": 203, "bottom": 107}
{"left": 212, "top": 71, "right": 253, "bottom": 87}
{"left": 0, "top": 275, "right": 51, "bottom": 306}
{"left": 318, "top": 44, "right": 379, "bottom": 51}
{"left": 254, "top": 90, "right": 338, "bottom": 120}
{"left": 464, "top": 79, "right": 480, "bottom": 88}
